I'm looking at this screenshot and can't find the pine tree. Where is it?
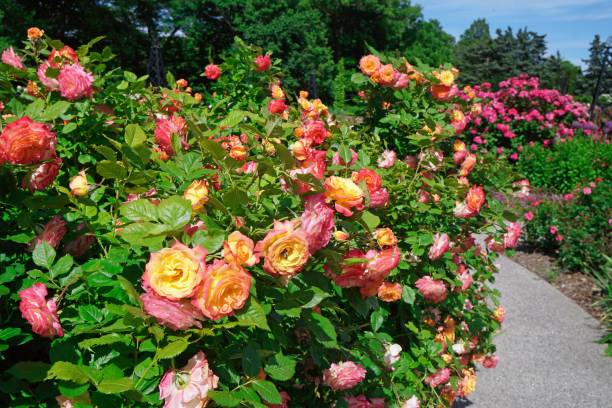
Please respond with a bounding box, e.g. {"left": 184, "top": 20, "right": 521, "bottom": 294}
{"left": 454, "top": 19, "right": 498, "bottom": 85}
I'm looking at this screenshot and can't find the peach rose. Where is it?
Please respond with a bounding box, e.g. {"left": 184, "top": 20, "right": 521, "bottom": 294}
{"left": 255, "top": 220, "right": 310, "bottom": 277}
{"left": 142, "top": 242, "right": 206, "bottom": 300}
{"left": 69, "top": 170, "right": 89, "bottom": 197}
{"left": 374, "top": 228, "right": 397, "bottom": 247}
{"left": 459, "top": 153, "right": 477, "bottom": 176}
{"left": 159, "top": 351, "right": 219, "bottom": 407}
{"left": 493, "top": 306, "right": 505, "bottom": 323}
{"left": 191, "top": 260, "right": 252, "bottom": 320}
{"left": 183, "top": 179, "right": 209, "bottom": 211}
{"left": 0, "top": 117, "right": 57, "bottom": 165}
{"left": 323, "top": 361, "right": 366, "bottom": 391}
{"left": 223, "top": 231, "right": 258, "bottom": 267}
{"left": 19, "top": 283, "right": 63, "bottom": 338}
{"left": 302, "top": 120, "right": 329, "bottom": 145}
{"left": 27, "top": 27, "right": 44, "bottom": 40}
{"left": 466, "top": 185, "right": 485, "bottom": 212}
{"left": 2, "top": 47, "right": 25, "bottom": 70}
{"left": 430, "top": 84, "right": 452, "bottom": 101}
{"left": 324, "top": 176, "right": 364, "bottom": 217}
{"left": 58, "top": 63, "right": 94, "bottom": 101}
{"left": 377, "top": 64, "right": 396, "bottom": 86}
{"left": 141, "top": 291, "right": 203, "bottom": 330}
{"left": 377, "top": 282, "right": 402, "bottom": 302}
{"left": 352, "top": 169, "right": 389, "bottom": 208}
{"left": 415, "top": 276, "right": 447, "bottom": 303}
{"left": 359, "top": 55, "right": 381, "bottom": 76}
{"left": 365, "top": 245, "right": 401, "bottom": 281}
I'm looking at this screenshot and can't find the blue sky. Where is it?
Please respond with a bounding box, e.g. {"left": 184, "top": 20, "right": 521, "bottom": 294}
{"left": 420, "top": 0, "right": 612, "bottom": 68}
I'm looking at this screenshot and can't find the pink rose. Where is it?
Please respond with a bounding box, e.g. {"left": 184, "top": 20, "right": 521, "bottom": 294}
{"left": 19, "top": 283, "right": 63, "bottom": 338}
{"left": 268, "top": 99, "right": 288, "bottom": 115}
{"left": 323, "top": 361, "right": 366, "bottom": 391}
{"left": 0, "top": 117, "right": 57, "bottom": 165}
{"left": 204, "top": 64, "right": 221, "bottom": 80}
{"left": 365, "top": 245, "right": 401, "bottom": 281}
{"left": 482, "top": 355, "right": 499, "bottom": 368}
{"left": 503, "top": 222, "right": 521, "bottom": 249}
{"left": 141, "top": 291, "right": 203, "bottom": 330}
{"left": 377, "top": 150, "right": 397, "bottom": 168}
{"left": 301, "top": 194, "right": 335, "bottom": 253}
{"left": 424, "top": 368, "right": 450, "bottom": 388}
{"left": 29, "top": 216, "right": 67, "bottom": 250}
{"left": 58, "top": 63, "right": 94, "bottom": 101}
{"left": 393, "top": 73, "right": 409, "bottom": 89}
{"left": 159, "top": 351, "right": 219, "bottom": 407}
{"left": 428, "top": 233, "right": 449, "bottom": 260}
{"left": 21, "top": 157, "right": 62, "bottom": 191}
{"left": 254, "top": 55, "right": 271, "bottom": 72}
{"left": 555, "top": 234, "right": 564, "bottom": 242}
{"left": 524, "top": 211, "right": 534, "bottom": 221}
{"left": 402, "top": 396, "right": 420, "bottom": 408}
{"left": 582, "top": 187, "right": 592, "bottom": 195}
{"left": 155, "top": 114, "right": 188, "bottom": 156}
{"left": 458, "top": 271, "right": 473, "bottom": 291}
{"left": 549, "top": 226, "right": 558, "bottom": 235}
{"left": 37, "top": 61, "right": 59, "bottom": 90}
{"left": 345, "top": 395, "right": 385, "bottom": 408}
{"left": 415, "top": 276, "right": 447, "bottom": 303}
{"left": 2, "top": 47, "right": 25, "bottom": 70}
{"left": 563, "top": 193, "right": 573, "bottom": 201}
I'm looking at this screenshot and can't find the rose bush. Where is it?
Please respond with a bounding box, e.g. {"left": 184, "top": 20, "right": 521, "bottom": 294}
{"left": 0, "top": 33, "right": 520, "bottom": 407}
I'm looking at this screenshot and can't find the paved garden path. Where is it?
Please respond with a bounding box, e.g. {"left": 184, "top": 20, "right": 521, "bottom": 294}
{"left": 455, "top": 255, "right": 612, "bottom": 408}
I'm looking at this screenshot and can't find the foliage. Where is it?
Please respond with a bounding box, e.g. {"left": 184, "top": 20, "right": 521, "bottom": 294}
{"left": 0, "top": 32, "right": 517, "bottom": 407}
{"left": 517, "top": 137, "right": 612, "bottom": 193}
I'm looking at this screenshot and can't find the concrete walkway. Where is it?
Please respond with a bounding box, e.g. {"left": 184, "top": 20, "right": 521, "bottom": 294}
{"left": 455, "top": 255, "right": 612, "bottom": 408}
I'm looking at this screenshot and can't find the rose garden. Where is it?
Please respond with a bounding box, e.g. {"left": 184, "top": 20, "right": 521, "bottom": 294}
{"left": 0, "top": 5, "right": 610, "bottom": 408}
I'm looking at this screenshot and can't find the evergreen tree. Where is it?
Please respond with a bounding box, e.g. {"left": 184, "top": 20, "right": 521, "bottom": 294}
{"left": 405, "top": 19, "right": 455, "bottom": 67}
{"left": 579, "top": 35, "right": 612, "bottom": 98}
{"left": 454, "top": 18, "right": 498, "bottom": 85}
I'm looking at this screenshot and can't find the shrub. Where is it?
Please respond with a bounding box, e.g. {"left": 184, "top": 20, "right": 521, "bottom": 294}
{"left": 0, "top": 34, "right": 517, "bottom": 407}
{"left": 517, "top": 137, "right": 611, "bottom": 193}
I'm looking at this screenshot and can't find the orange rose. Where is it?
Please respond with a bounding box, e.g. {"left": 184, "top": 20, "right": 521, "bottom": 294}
{"left": 27, "top": 27, "right": 44, "bottom": 40}
{"left": 229, "top": 144, "right": 247, "bottom": 161}
{"left": 466, "top": 185, "right": 485, "bottom": 212}
{"left": 323, "top": 176, "right": 364, "bottom": 217}
{"left": 359, "top": 55, "right": 381, "bottom": 76}
{"left": 334, "top": 231, "right": 350, "bottom": 241}
{"left": 0, "top": 117, "right": 57, "bottom": 165}
{"left": 377, "top": 282, "right": 402, "bottom": 302}
{"left": 223, "top": 231, "right": 259, "bottom": 267}
{"left": 374, "top": 228, "right": 397, "bottom": 247}
{"left": 191, "top": 260, "right": 252, "bottom": 320}
{"left": 377, "top": 64, "right": 396, "bottom": 85}
{"left": 255, "top": 220, "right": 310, "bottom": 277}
{"left": 183, "top": 180, "right": 209, "bottom": 211}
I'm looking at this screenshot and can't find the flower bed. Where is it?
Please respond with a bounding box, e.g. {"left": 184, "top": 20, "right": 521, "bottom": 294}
{"left": 0, "top": 33, "right": 520, "bottom": 407}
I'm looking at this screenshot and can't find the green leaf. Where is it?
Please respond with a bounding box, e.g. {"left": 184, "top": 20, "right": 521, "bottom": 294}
{"left": 157, "top": 338, "right": 188, "bottom": 360}
{"left": 401, "top": 285, "right": 416, "bottom": 305}
{"left": 78, "top": 305, "right": 107, "bottom": 323}
{"left": 25, "top": 99, "right": 45, "bottom": 119}
{"left": 361, "top": 211, "right": 380, "bottom": 230}
{"left": 125, "top": 124, "right": 147, "bottom": 147}
{"left": 97, "top": 377, "right": 133, "bottom": 394}
{"left": 304, "top": 310, "right": 337, "bottom": 348}
{"left": 32, "top": 241, "right": 56, "bottom": 269}
{"left": 251, "top": 380, "right": 281, "bottom": 404}
{"left": 96, "top": 160, "right": 127, "bottom": 179}
{"left": 222, "top": 188, "right": 249, "bottom": 211}
{"left": 264, "top": 353, "right": 296, "bottom": 381}
{"left": 120, "top": 199, "right": 158, "bottom": 222}
{"left": 42, "top": 101, "right": 71, "bottom": 120}
{"left": 199, "top": 138, "right": 227, "bottom": 161}
{"left": 208, "top": 391, "right": 242, "bottom": 407}
{"left": 242, "top": 343, "right": 261, "bottom": 377}
{"left": 370, "top": 307, "right": 388, "bottom": 332}
{"left": 338, "top": 145, "right": 352, "bottom": 165}
{"left": 79, "top": 333, "right": 130, "bottom": 349}
{"left": 117, "top": 276, "right": 142, "bottom": 306}
{"left": 51, "top": 254, "right": 73, "bottom": 278}
{"left": 191, "top": 228, "right": 225, "bottom": 253}
{"left": 235, "top": 299, "right": 270, "bottom": 331}
{"left": 220, "top": 110, "right": 247, "bottom": 128}
{"left": 157, "top": 196, "right": 192, "bottom": 229}
{"left": 46, "top": 361, "right": 89, "bottom": 384}
{"left": 7, "top": 361, "right": 51, "bottom": 382}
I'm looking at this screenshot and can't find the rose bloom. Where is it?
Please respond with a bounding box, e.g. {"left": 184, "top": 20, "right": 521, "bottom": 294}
{"left": 493, "top": 305, "right": 505, "bottom": 323}
{"left": 0, "top": 117, "right": 57, "bottom": 165}
{"left": 302, "top": 120, "right": 329, "bottom": 145}
{"left": 556, "top": 234, "right": 564, "bottom": 242}
{"left": 378, "top": 282, "right": 402, "bottom": 302}
{"left": 334, "top": 230, "right": 350, "bottom": 241}
{"left": 503, "top": 222, "right": 522, "bottom": 249}
{"left": 324, "top": 176, "right": 364, "bottom": 217}
{"left": 458, "top": 271, "right": 473, "bottom": 291}
{"left": 549, "top": 226, "right": 558, "bottom": 235}
{"left": 524, "top": 211, "right": 534, "bottom": 221}
{"left": 483, "top": 355, "right": 499, "bottom": 368}
{"left": 58, "top": 63, "right": 94, "bottom": 100}
{"left": 141, "top": 291, "right": 203, "bottom": 330}
{"left": 466, "top": 185, "right": 485, "bottom": 213}
{"left": 2, "top": 47, "right": 25, "bottom": 70}
{"left": 229, "top": 143, "right": 247, "bottom": 161}
{"left": 437, "top": 70, "right": 455, "bottom": 86}
{"left": 223, "top": 231, "right": 258, "bottom": 267}
{"left": 351, "top": 169, "right": 389, "bottom": 208}
{"left": 374, "top": 228, "right": 397, "bottom": 247}
{"left": 290, "top": 139, "right": 312, "bottom": 161}
{"left": 323, "top": 361, "right": 367, "bottom": 391}
{"left": 359, "top": 54, "right": 381, "bottom": 76}
{"left": 255, "top": 220, "right": 310, "bottom": 277}
{"left": 428, "top": 233, "right": 449, "bottom": 260}
{"left": 69, "top": 170, "right": 89, "bottom": 197}
{"left": 19, "top": 283, "right": 63, "bottom": 338}
{"left": 159, "top": 351, "right": 219, "bottom": 408}
{"left": 453, "top": 201, "right": 476, "bottom": 218}
{"left": 393, "top": 73, "right": 409, "bottom": 89}
{"left": 22, "top": 157, "right": 62, "bottom": 191}
{"left": 29, "top": 216, "right": 67, "bottom": 250}
{"left": 458, "top": 369, "right": 477, "bottom": 397}
{"left": 300, "top": 194, "right": 335, "bottom": 252}
{"left": 424, "top": 368, "right": 451, "bottom": 388}
{"left": 582, "top": 187, "right": 592, "bottom": 195}
{"left": 345, "top": 396, "right": 385, "bottom": 408}
{"left": 48, "top": 46, "right": 78, "bottom": 66}
{"left": 377, "top": 149, "right": 397, "bottom": 168}
{"left": 270, "top": 83, "right": 285, "bottom": 99}
{"left": 254, "top": 54, "right": 271, "bottom": 72}
{"left": 459, "top": 153, "right": 477, "bottom": 176}
{"left": 366, "top": 245, "right": 401, "bottom": 281}
{"left": 191, "top": 260, "right": 252, "bottom": 320}
{"left": 376, "top": 64, "right": 396, "bottom": 86}
{"left": 415, "top": 276, "right": 447, "bottom": 303}
{"left": 27, "top": 27, "right": 44, "bottom": 40}
{"left": 402, "top": 396, "right": 420, "bottom": 408}
{"left": 266, "top": 391, "right": 291, "bottom": 408}
{"left": 142, "top": 242, "right": 206, "bottom": 300}
{"left": 155, "top": 114, "right": 188, "bottom": 156}
{"left": 383, "top": 343, "right": 402, "bottom": 370}
{"left": 204, "top": 63, "right": 221, "bottom": 80}
{"left": 268, "top": 99, "right": 288, "bottom": 115}
{"left": 430, "top": 84, "right": 452, "bottom": 101}
{"left": 184, "top": 179, "right": 209, "bottom": 211}
{"left": 564, "top": 193, "right": 574, "bottom": 201}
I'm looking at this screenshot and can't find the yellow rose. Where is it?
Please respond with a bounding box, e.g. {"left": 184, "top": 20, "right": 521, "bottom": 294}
{"left": 224, "top": 231, "right": 259, "bottom": 267}
{"left": 323, "top": 176, "right": 364, "bottom": 217}
{"left": 438, "top": 69, "right": 455, "bottom": 87}
{"left": 69, "top": 171, "right": 89, "bottom": 197}
{"left": 27, "top": 27, "right": 44, "bottom": 40}
{"left": 374, "top": 228, "right": 397, "bottom": 247}
{"left": 270, "top": 84, "right": 285, "bottom": 100}
{"left": 333, "top": 231, "right": 350, "bottom": 241}
{"left": 183, "top": 179, "right": 209, "bottom": 211}
{"left": 142, "top": 242, "right": 206, "bottom": 300}
{"left": 255, "top": 220, "right": 310, "bottom": 277}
